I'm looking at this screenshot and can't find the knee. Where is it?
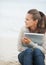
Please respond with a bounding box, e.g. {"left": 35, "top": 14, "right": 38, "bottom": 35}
{"left": 18, "top": 53, "right": 20, "bottom": 59}
{"left": 33, "top": 48, "right": 43, "bottom": 56}
{"left": 25, "top": 48, "right": 33, "bottom": 54}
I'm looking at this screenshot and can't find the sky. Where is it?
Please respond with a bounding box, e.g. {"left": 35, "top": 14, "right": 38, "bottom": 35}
{"left": 0, "top": 0, "right": 46, "bottom": 32}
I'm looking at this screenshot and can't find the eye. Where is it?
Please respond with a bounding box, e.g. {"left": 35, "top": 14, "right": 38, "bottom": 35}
{"left": 26, "top": 18, "right": 29, "bottom": 21}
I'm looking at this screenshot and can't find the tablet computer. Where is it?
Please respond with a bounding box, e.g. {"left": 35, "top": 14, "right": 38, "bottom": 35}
{"left": 24, "top": 33, "right": 44, "bottom": 46}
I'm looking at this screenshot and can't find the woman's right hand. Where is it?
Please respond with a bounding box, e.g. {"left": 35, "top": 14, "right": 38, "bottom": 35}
{"left": 21, "top": 37, "right": 32, "bottom": 44}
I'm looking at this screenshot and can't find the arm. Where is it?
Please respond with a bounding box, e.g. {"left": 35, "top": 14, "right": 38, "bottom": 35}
{"left": 28, "top": 41, "right": 46, "bottom": 54}
{"left": 42, "top": 33, "right": 46, "bottom": 53}
{"left": 17, "top": 27, "right": 26, "bottom": 52}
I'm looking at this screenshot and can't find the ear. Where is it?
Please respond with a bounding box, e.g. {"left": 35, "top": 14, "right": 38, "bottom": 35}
{"left": 34, "top": 19, "right": 38, "bottom": 25}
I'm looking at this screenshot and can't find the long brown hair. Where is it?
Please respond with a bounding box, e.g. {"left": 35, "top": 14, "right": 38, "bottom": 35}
{"left": 27, "top": 9, "right": 46, "bottom": 33}
{"left": 38, "top": 11, "right": 46, "bottom": 33}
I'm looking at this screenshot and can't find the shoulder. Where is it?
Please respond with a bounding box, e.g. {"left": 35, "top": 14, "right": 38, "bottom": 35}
{"left": 20, "top": 26, "right": 29, "bottom": 33}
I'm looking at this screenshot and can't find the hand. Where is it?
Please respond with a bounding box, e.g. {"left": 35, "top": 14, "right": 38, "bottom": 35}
{"left": 21, "top": 37, "right": 32, "bottom": 44}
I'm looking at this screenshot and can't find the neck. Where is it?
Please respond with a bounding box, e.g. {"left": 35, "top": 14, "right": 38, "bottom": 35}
{"left": 29, "top": 26, "right": 37, "bottom": 32}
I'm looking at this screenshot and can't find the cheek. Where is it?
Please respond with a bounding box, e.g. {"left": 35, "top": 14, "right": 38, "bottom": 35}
{"left": 28, "top": 21, "right": 32, "bottom": 25}
{"left": 30, "top": 22, "right": 34, "bottom": 26}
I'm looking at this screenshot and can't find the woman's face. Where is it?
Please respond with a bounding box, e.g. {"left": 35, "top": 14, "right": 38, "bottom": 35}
{"left": 25, "top": 14, "right": 38, "bottom": 29}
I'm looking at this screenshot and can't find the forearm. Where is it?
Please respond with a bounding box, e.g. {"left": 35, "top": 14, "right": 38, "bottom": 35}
{"left": 28, "top": 41, "right": 46, "bottom": 54}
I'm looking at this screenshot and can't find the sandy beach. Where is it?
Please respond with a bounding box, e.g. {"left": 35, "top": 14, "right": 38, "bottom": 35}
{"left": 0, "top": 60, "right": 21, "bottom": 65}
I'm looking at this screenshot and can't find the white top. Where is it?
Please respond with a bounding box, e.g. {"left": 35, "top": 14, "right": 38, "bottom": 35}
{"left": 18, "top": 26, "right": 46, "bottom": 54}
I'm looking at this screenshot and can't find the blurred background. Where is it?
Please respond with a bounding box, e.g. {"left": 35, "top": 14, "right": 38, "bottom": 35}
{"left": 0, "top": 0, "right": 46, "bottom": 61}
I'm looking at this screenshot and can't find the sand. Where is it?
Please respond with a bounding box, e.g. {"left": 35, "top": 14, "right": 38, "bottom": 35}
{"left": 0, "top": 60, "right": 21, "bottom": 65}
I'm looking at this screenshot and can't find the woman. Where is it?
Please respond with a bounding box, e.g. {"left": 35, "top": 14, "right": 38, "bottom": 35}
{"left": 18, "top": 9, "right": 46, "bottom": 65}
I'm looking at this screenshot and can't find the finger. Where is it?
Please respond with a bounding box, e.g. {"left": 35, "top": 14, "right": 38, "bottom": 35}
{"left": 24, "top": 37, "right": 28, "bottom": 40}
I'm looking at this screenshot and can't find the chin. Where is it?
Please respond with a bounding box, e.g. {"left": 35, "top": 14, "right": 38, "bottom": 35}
{"left": 25, "top": 25, "right": 28, "bottom": 27}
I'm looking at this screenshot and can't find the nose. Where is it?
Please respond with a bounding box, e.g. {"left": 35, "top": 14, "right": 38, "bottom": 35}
{"left": 25, "top": 21, "right": 27, "bottom": 24}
